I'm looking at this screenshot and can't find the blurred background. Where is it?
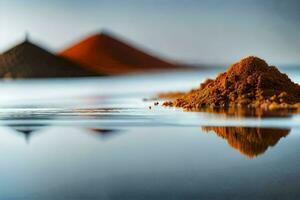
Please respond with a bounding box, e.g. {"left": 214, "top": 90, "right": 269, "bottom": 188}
{"left": 1, "top": 0, "right": 300, "bottom": 67}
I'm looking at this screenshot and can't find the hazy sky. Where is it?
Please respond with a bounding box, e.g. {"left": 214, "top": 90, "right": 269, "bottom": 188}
{"left": 1, "top": 0, "right": 300, "bottom": 65}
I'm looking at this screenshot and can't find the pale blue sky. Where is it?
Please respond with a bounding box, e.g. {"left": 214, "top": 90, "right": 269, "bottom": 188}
{"left": 1, "top": 0, "right": 300, "bottom": 65}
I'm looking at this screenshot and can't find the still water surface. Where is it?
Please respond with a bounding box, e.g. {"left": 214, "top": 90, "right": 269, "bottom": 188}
{"left": 0, "top": 69, "right": 300, "bottom": 200}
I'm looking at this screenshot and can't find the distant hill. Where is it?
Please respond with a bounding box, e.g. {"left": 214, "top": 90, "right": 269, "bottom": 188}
{"left": 60, "top": 32, "right": 190, "bottom": 75}
{"left": 0, "top": 40, "right": 100, "bottom": 79}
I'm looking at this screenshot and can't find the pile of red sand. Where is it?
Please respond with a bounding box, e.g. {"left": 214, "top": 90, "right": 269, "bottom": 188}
{"left": 60, "top": 32, "right": 184, "bottom": 75}
{"left": 163, "top": 56, "right": 300, "bottom": 110}
{"left": 0, "top": 41, "right": 99, "bottom": 78}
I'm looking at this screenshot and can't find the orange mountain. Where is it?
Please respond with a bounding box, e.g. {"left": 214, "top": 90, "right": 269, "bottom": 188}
{"left": 60, "top": 32, "right": 186, "bottom": 75}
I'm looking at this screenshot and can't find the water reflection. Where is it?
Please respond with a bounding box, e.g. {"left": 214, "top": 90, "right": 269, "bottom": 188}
{"left": 202, "top": 126, "right": 290, "bottom": 158}
{"left": 8, "top": 123, "right": 47, "bottom": 142}
{"left": 88, "top": 128, "right": 120, "bottom": 139}
{"left": 5, "top": 123, "right": 120, "bottom": 142}
{"left": 197, "top": 106, "right": 295, "bottom": 118}
{"left": 0, "top": 102, "right": 295, "bottom": 158}
{"left": 5, "top": 121, "right": 291, "bottom": 159}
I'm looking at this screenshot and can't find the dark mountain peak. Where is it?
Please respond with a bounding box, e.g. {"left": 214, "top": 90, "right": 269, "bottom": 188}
{"left": 0, "top": 40, "right": 100, "bottom": 78}
{"left": 2, "top": 40, "right": 51, "bottom": 57}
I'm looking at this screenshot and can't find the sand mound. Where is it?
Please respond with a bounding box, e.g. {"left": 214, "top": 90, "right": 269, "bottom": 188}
{"left": 164, "top": 56, "right": 300, "bottom": 110}
{"left": 0, "top": 40, "right": 99, "bottom": 78}
{"left": 60, "top": 32, "right": 183, "bottom": 75}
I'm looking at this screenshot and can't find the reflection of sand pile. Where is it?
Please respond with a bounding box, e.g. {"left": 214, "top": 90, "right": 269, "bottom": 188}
{"left": 9, "top": 123, "right": 48, "bottom": 142}
{"left": 90, "top": 129, "right": 117, "bottom": 135}
{"left": 60, "top": 32, "right": 184, "bottom": 75}
{"left": 197, "top": 106, "right": 293, "bottom": 118}
{"left": 0, "top": 40, "right": 99, "bottom": 78}
{"left": 90, "top": 128, "right": 118, "bottom": 135}
{"left": 202, "top": 126, "right": 290, "bottom": 158}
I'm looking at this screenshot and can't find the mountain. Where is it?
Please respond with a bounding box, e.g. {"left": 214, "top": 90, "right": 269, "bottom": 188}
{"left": 60, "top": 32, "right": 188, "bottom": 75}
{"left": 0, "top": 40, "right": 100, "bottom": 78}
